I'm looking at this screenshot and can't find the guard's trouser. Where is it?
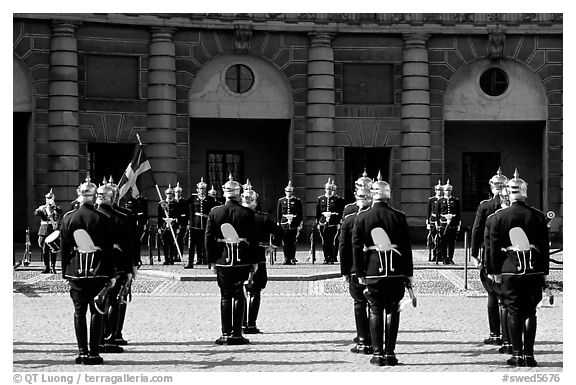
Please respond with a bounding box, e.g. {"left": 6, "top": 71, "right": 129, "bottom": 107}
{"left": 319, "top": 225, "right": 339, "bottom": 262}
{"left": 281, "top": 227, "right": 298, "bottom": 262}
{"left": 216, "top": 266, "right": 251, "bottom": 336}
{"left": 189, "top": 228, "right": 207, "bottom": 264}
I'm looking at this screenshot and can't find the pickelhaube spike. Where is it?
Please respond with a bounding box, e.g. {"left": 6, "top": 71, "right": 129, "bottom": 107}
{"left": 208, "top": 184, "right": 217, "bottom": 197}
{"left": 243, "top": 178, "right": 253, "bottom": 191}
{"left": 490, "top": 166, "right": 508, "bottom": 187}
{"left": 109, "top": 175, "right": 115, "bottom": 184}
{"left": 101, "top": 177, "right": 108, "bottom": 186}
{"left": 371, "top": 170, "right": 390, "bottom": 199}
{"left": 79, "top": 173, "right": 97, "bottom": 197}
{"left": 355, "top": 168, "right": 373, "bottom": 190}
{"left": 196, "top": 177, "right": 207, "bottom": 189}
{"left": 507, "top": 168, "right": 528, "bottom": 200}
{"left": 174, "top": 181, "right": 183, "bottom": 193}
{"left": 45, "top": 188, "right": 55, "bottom": 199}
{"left": 285, "top": 180, "right": 294, "bottom": 192}
{"left": 165, "top": 184, "right": 174, "bottom": 195}
{"left": 434, "top": 179, "right": 443, "bottom": 191}
{"left": 223, "top": 173, "right": 241, "bottom": 198}
{"left": 444, "top": 179, "right": 453, "bottom": 191}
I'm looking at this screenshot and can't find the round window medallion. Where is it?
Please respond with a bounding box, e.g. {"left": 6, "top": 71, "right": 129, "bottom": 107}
{"left": 224, "top": 64, "right": 254, "bottom": 94}
{"left": 479, "top": 67, "right": 509, "bottom": 97}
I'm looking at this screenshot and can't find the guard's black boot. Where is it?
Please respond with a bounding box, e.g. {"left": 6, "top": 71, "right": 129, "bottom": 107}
{"left": 384, "top": 310, "right": 400, "bottom": 366}
{"left": 243, "top": 292, "right": 262, "bottom": 334}
{"left": 483, "top": 333, "right": 502, "bottom": 345}
{"left": 499, "top": 304, "right": 512, "bottom": 354}
{"left": 50, "top": 265, "right": 57, "bottom": 274}
{"left": 162, "top": 246, "right": 171, "bottom": 265}
{"left": 351, "top": 300, "right": 372, "bottom": 354}
{"left": 217, "top": 297, "right": 233, "bottom": 345}
{"left": 368, "top": 305, "right": 384, "bottom": 366}
{"left": 112, "top": 303, "right": 128, "bottom": 345}
{"left": 74, "top": 312, "right": 89, "bottom": 364}
{"left": 42, "top": 266, "right": 51, "bottom": 274}
{"left": 87, "top": 312, "right": 104, "bottom": 364}
{"left": 184, "top": 262, "right": 194, "bottom": 269}
{"left": 229, "top": 295, "right": 249, "bottom": 345}
{"left": 524, "top": 315, "right": 538, "bottom": 367}
{"left": 507, "top": 313, "right": 525, "bottom": 366}
{"left": 487, "top": 295, "right": 501, "bottom": 342}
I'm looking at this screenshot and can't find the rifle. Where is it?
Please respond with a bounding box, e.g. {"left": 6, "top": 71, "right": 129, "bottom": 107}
{"left": 22, "top": 228, "right": 32, "bottom": 267}
{"left": 147, "top": 221, "right": 154, "bottom": 265}
{"left": 117, "top": 276, "right": 133, "bottom": 305}
{"left": 309, "top": 225, "right": 316, "bottom": 264}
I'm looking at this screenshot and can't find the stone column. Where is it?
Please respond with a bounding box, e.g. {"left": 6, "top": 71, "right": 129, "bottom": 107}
{"left": 400, "top": 33, "right": 431, "bottom": 227}
{"left": 49, "top": 22, "right": 79, "bottom": 203}
{"left": 147, "top": 28, "right": 177, "bottom": 196}
{"left": 305, "top": 32, "right": 336, "bottom": 220}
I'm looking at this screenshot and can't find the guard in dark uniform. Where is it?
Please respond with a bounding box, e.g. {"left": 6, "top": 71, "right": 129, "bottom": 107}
{"left": 470, "top": 167, "right": 508, "bottom": 346}
{"left": 205, "top": 174, "right": 259, "bottom": 345}
{"left": 60, "top": 175, "right": 117, "bottom": 365}
{"left": 241, "top": 181, "right": 282, "bottom": 334}
{"left": 186, "top": 177, "right": 217, "bottom": 268}
{"left": 34, "top": 189, "right": 63, "bottom": 273}
{"left": 158, "top": 185, "right": 182, "bottom": 265}
{"left": 486, "top": 169, "right": 549, "bottom": 367}
{"left": 109, "top": 177, "right": 142, "bottom": 346}
{"left": 340, "top": 176, "right": 372, "bottom": 355}
{"left": 426, "top": 180, "right": 443, "bottom": 262}
{"left": 95, "top": 181, "right": 134, "bottom": 354}
{"left": 208, "top": 184, "right": 225, "bottom": 205}
{"left": 435, "top": 180, "right": 461, "bottom": 264}
{"left": 276, "top": 181, "right": 303, "bottom": 265}
{"left": 173, "top": 182, "right": 188, "bottom": 264}
{"left": 316, "top": 178, "right": 345, "bottom": 264}
{"left": 352, "top": 172, "right": 413, "bottom": 366}
{"left": 484, "top": 187, "right": 513, "bottom": 355}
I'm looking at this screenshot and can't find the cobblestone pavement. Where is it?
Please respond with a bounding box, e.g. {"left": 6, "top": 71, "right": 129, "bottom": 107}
{"left": 13, "top": 247, "right": 564, "bottom": 373}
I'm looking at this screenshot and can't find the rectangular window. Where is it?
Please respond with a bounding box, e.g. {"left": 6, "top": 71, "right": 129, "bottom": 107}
{"left": 462, "top": 152, "right": 501, "bottom": 211}
{"left": 85, "top": 55, "right": 139, "bottom": 99}
{"left": 207, "top": 151, "right": 244, "bottom": 192}
{"left": 342, "top": 63, "right": 394, "bottom": 104}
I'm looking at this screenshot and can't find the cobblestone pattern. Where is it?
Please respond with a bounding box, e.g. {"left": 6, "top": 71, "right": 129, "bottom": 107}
{"left": 13, "top": 295, "right": 563, "bottom": 372}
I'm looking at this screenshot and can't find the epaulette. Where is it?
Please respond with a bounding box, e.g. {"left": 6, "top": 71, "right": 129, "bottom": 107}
{"left": 344, "top": 202, "right": 355, "bottom": 209}
{"left": 62, "top": 209, "right": 75, "bottom": 218}
{"left": 494, "top": 206, "right": 510, "bottom": 216}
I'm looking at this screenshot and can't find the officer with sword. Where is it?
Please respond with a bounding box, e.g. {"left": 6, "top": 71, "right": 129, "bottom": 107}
{"left": 276, "top": 181, "right": 303, "bottom": 265}
{"left": 186, "top": 177, "right": 217, "bottom": 268}
{"left": 435, "top": 179, "right": 461, "bottom": 265}
{"left": 316, "top": 178, "right": 345, "bottom": 264}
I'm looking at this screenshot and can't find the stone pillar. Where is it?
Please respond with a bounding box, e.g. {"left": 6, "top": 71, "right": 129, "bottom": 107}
{"left": 305, "top": 32, "right": 336, "bottom": 220}
{"left": 49, "top": 22, "right": 79, "bottom": 203}
{"left": 147, "top": 27, "right": 177, "bottom": 196}
{"left": 400, "top": 33, "right": 431, "bottom": 227}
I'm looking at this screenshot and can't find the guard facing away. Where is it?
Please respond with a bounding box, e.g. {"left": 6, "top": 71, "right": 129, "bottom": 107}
{"left": 352, "top": 172, "right": 414, "bottom": 366}
{"left": 486, "top": 169, "right": 549, "bottom": 367}
{"left": 60, "top": 175, "right": 117, "bottom": 365}
{"left": 471, "top": 167, "right": 509, "bottom": 346}
{"left": 157, "top": 185, "right": 182, "bottom": 265}
{"left": 187, "top": 177, "right": 217, "bottom": 268}
{"left": 426, "top": 180, "right": 443, "bottom": 262}
{"left": 173, "top": 182, "right": 189, "bottom": 264}
{"left": 316, "top": 178, "right": 345, "bottom": 264}
{"left": 340, "top": 182, "right": 372, "bottom": 355}
{"left": 276, "top": 181, "right": 303, "bottom": 265}
{"left": 435, "top": 180, "right": 461, "bottom": 265}
{"left": 484, "top": 187, "right": 513, "bottom": 355}
{"left": 34, "top": 189, "right": 63, "bottom": 274}
{"left": 205, "top": 174, "right": 259, "bottom": 345}
{"left": 241, "top": 181, "right": 282, "bottom": 334}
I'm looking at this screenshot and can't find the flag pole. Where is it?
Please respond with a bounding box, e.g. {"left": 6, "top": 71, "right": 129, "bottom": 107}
{"left": 155, "top": 184, "right": 184, "bottom": 263}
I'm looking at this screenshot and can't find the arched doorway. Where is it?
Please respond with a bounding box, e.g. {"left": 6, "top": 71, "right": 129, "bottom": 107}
{"left": 13, "top": 57, "right": 34, "bottom": 241}
{"left": 188, "top": 54, "right": 293, "bottom": 214}
{"left": 444, "top": 58, "right": 548, "bottom": 226}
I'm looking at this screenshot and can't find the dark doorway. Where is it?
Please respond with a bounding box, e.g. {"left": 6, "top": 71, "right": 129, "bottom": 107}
{"left": 87, "top": 143, "right": 136, "bottom": 184}
{"left": 344, "top": 147, "right": 391, "bottom": 203}
{"left": 462, "top": 152, "right": 501, "bottom": 211}
{"left": 14, "top": 112, "right": 30, "bottom": 241}
{"left": 189, "top": 118, "right": 290, "bottom": 215}
{"left": 445, "top": 121, "right": 545, "bottom": 227}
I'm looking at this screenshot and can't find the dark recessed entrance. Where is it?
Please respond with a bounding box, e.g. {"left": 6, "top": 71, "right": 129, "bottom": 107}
{"left": 14, "top": 112, "right": 30, "bottom": 241}
{"left": 87, "top": 143, "right": 136, "bottom": 185}
{"left": 344, "top": 147, "right": 391, "bottom": 203}
{"left": 189, "top": 118, "right": 290, "bottom": 215}
{"left": 445, "top": 121, "right": 545, "bottom": 227}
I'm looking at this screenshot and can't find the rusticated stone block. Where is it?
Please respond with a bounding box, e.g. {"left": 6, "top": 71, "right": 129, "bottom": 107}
{"left": 400, "top": 175, "right": 432, "bottom": 189}
{"left": 400, "top": 160, "right": 431, "bottom": 174}
{"left": 537, "top": 36, "right": 563, "bottom": 49}
{"left": 403, "top": 62, "right": 429, "bottom": 76}
{"left": 428, "top": 36, "right": 454, "bottom": 50}
{"left": 547, "top": 50, "right": 563, "bottom": 63}
{"left": 446, "top": 50, "right": 464, "bottom": 70}
{"left": 147, "top": 129, "right": 177, "bottom": 144}
{"left": 305, "top": 146, "right": 334, "bottom": 160}
{"left": 402, "top": 76, "right": 430, "bottom": 90}
{"left": 538, "top": 64, "right": 563, "bottom": 81}
{"left": 401, "top": 104, "right": 430, "bottom": 119}
{"left": 400, "top": 132, "right": 430, "bottom": 147}
{"left": 307, "top": 104, "right": 335, "bottom": 118}
{"left": 456, "top": 37, "right": 475, "bottom": 63}
{"left": 543, "top": 77, "right": 562, "bottom": 93}
{"left": 528, "top": 50, "right": 545, "bottom": 71}
{"left": 400, "top": 147, "right": 430, "bottom": 160}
